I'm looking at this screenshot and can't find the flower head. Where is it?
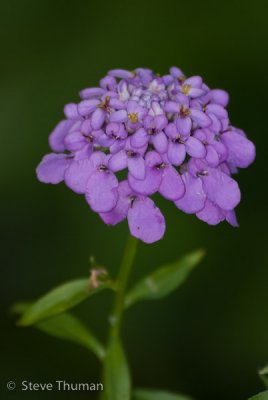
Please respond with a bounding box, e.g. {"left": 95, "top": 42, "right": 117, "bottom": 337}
{"left": 36, "top": 67, "right": 255, "bottom": 243}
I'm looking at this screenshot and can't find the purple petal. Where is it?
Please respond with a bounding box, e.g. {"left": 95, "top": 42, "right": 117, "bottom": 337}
{"left": 152, "top": 131, "right": 168, "bottom": 153}
{"left": 86, "top": 171, "right": 118, "bottom": 212}
{"left": 100, "top": 76, "right": 117, "bottom": 90}
{"left": 130, "top": 128, "right": 149, "bottom": 148}
{"left": 65, "top": 158, "right": 94, "bottom": 194}
{"left": 97, "top": 133, "right": 113, "bottom": 147}
{"left": 109, "top": 98, "right": 126, "bottom": 110}
{"left": 190, "top": 109, "right": 212, "bottom": 127}
{"left": 49, "top": 119, "right": 75, "bottom": 152}
{"left": 205, "top": 144, "right": 220, "bottom": 167}
{"left": 79, "top": 87, "right": 105, "bottom": 99}
{"left": 128, "top": 155, "right": 146, "bottom": 180}
{"left": 206, "top": 104, "right": 228, "bottom": 120}
{"left": 145, "top": 150, "right": 162, "bottom": 167}
{"left": 226, "top": 210, "right": 239, "bottom": 227}
{"left": 170, "top": 66, "right": 184, "bottom": 78}
{"left": 91, "top": 108, "right": 106, "bottom": 130}
{"left": 176, "top": 94, "right": 190, "bottom": 108}
{"left": 176, "top": 116, "right": 192, "bottom": 136}
{"left": 193, "top": 128, "right": 206, "bottom": 142}
{"left": 184, "top": 76, "right": 203, "bottom": 88}
{"left": 36, "top": 153, "right": 71, "bottom": 184}
{"left": 188, "top": 88, "right": 205, "bottom": 98}
{"left": 209, "top": 89, "right": 229, "bottom": 106}
{"left": 175, "top": 172, "right": 206, "bottom": 213}
{"left": 221, "top": 131, "right": 256, "bottom": 168}
{"left": 78, "top": 99, "right": 99, "bottom": 116}
{"left": 187, "top": 158, "right": 207, "bottom": 177}
{"left": 202, "top": 167, "right": 241, "bottom": 210}
{"left": 64, "top": 131, "right": 86, "bottom": 151}
{"left": 196, "top": 199, "right": 226, "bottom": 225}
{"left": 108, "top": 69, "right": 133, "bottom": 79}
{"left": 159, "top": 165, "right": 185, "bottom": 200}
{"left": 109, "top": 110, "right": 128, "bottom": 123}
{"left": 128, "top": 167, "right": 161, "bottom": 195}
{"left": 154, "top": 114, "right": 168, "bottom": 130}
{"left": 74, "top": 144, "right": 93, "bottom": 160}
{"left": 212, "top": 140, "right": 228, "bottom": 163}
{"left": 185, "top": 136, "right": 206, "bottom": 158}
{"left": 151, "top": 101, "right": 164, "bottom": 116}
{"left": 128, "top": 197, "right": 165, "bottom": 243}
{"left": 164, "top": 101, "right": 180, "bottom": 113}
{"left": 64, "top": 103, "right": 80, "bottom": 119}
{"left": 167, "top": 142, "right": 186, "bottom": 166}
{"left": 110, "top": 140, "right": 126, "bottom": 154}
{"left": 208, "top": 113, "right": 222, "bottom": 133}
{"left": 165, "top": 123, "right": 178, "bottom": 140}
{"left": 88, "top": 151, "right": 107, "bottom": 168}
{"left": 100, "top": 180, "right": 131, "bottom": 225}
{"left": 108, "top": 150, "right": 128, "bottom": 172}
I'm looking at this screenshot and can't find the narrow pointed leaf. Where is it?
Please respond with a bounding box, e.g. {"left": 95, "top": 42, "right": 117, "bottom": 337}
{"left": 104, "top": 337, "right": 131, "bottom": 400}
{"left": 125, "top": 249, "right": 205, "bottom": 308}
{"left": 18, "top": 277, "right": 111, "bottom": 326}
{"left": 259, "top": 366, "right": 268, "bottom": 389}
{"left": 36, "top": 312, "right": 105, "bottom": 360}
{"left": 11, "top": 302, "right": 105, "bottom": 360}
{"left": 248, "top": 391, "right": 268, "bottom": 400}
{"left": 133, "top": 388, "right": 193, "bottom": 400}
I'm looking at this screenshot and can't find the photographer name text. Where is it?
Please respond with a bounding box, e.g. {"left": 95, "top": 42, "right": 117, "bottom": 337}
{"left": 8, "top": 380, "right": 103, "bottom": 392}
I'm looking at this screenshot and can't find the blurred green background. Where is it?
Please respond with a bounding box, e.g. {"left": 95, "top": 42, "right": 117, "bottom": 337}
{"left": 1, "top": 0, "right": 268, "bottom": 399}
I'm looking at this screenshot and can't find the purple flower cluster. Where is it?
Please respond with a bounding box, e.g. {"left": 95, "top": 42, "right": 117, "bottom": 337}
{"left": 36, "top": 67, "right": 255, "bottom": 243}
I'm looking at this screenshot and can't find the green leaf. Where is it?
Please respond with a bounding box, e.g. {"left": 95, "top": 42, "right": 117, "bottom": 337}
{"left": 104, "top": 337, "right": 131, "bottom": 400}
{"left": 12, "top": 301, "right": 105, "bottom": 360}
{"left": 125, "top": 249, "right": 205, "bottom": 308}
{"left": 259, "top": 366, "right": 268, "bottom": 388}
{"left": 18, "top": 277, "right": 111, "bottom": 326}
{"left": 133, "top": 388, "right": 193, "bottom": 400}
{"left": 36, "top": 312, "right": 105, "bottom": 360}
{"left": 248, "top": 390, "right": 268, "bottom": 400}
{"left": 10, "top": 302, "right": 31, "bottom": 315}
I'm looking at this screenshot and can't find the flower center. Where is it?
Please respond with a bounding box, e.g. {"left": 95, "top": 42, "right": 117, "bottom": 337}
{"left": 173, "top": 134, "right": 185, "bottom": 144}
{"left": 178, "top": 75, "right": 185, "bottom": 84}
{"left": 156, "top": 162, "right": 166, "bottom": 170}
{"left": 179, "top": 105, "right": 190, "bottom": 118}
{"left": 98, "top": 96, "right": 110, "bottom": 111}
{"left": 111, "top": 133, "right": 120, "bottom": 140}
{"left": 81, "top": 132, "right": 94, "bottom": 142}
{"left": 129, "top": 194, "right": 136, "bottom": 207}
{"left": 182, "top": 84, "right": 191, "bottom": 94}
{"left": 98, "top": 164, "right": 108, "bottom": 172}
{"left": 128, "top": 113, "right": 138, "bottom": 124}
{"left": 197, "top": 170, "right": 208, "bottom": 177}
{"left": 126, "top": 150, "right": 137, "bottom": 158}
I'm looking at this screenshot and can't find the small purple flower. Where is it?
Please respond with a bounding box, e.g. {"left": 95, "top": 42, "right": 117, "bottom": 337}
{"left": 36, "top": 67, "right": 255, "bottom": 243}
{"left": 130, "top": 114, "right": 168, "bottom": 153}
{"left": 165, "top": 122, "right": 206, "bottom": 165}
{"left": 164, "top": 94, "right": 212, "bottom": 137}
{"left": 100, "top": 181, "right": 165, "bottom": 243}
{"left": 108, "top": 139, "right": 146, "bottom": 180}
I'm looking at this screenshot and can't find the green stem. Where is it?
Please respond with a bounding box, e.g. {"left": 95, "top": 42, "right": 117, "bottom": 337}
{"left": 99, "top": 235, "right": 138, "bottom": 400}
{"left": 110, "top": 235, "right": 138, "bottom": 339}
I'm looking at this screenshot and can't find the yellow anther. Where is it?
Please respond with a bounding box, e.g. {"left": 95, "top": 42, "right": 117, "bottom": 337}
{"left": 182, "top": 84, "right": 191, "bottom": 94}
{"left": 128, "top": 113, "right": 138, "bottom": 123}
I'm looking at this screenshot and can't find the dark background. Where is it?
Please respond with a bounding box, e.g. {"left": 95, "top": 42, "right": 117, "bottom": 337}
{"left": 1, "top": 0, "right": 268, "bottom": 399}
